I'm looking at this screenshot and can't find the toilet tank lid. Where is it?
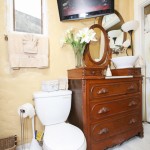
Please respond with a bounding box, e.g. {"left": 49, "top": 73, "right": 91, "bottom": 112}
{"left": 33, "top": 90, "right": 72, "bottom": 99}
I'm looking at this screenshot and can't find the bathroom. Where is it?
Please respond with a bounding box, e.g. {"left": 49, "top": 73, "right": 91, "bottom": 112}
{"left": 0, "top": 0, "right": 150, "bottom": 150}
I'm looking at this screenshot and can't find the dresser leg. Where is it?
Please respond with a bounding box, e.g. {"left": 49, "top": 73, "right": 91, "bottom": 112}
{"left": 138, "top": 130, "right": 144, "bottom": 138}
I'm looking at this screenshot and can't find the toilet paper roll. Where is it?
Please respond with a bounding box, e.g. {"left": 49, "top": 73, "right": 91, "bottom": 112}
{"left": 18, "top": 103, "right": 35, "bottom": 118}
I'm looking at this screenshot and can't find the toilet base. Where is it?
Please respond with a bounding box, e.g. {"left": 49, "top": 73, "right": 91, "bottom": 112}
{"left": 42, "top": 123, "right": 87, "bottom": 150}
{"left": 43, "top": 139, "right": 86, "bottom": 150}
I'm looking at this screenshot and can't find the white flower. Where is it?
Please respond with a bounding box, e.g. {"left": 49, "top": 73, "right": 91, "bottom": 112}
{"left": 65, "top": 27, "right": 74, "bottom": 35}
{"left": 76, "top": 28, "right": 88, "bottom": 38}
{"left": 76, "top": 28, "right": 97, "bottom": 43}
{"left": 61, "top": 27, "right": 97, "bottom": 54}
{"left": 74, "top": 34, "right": 80, "bottom": 42}
{"left": 88, "top": 29, "right": 97, "bottom": 41}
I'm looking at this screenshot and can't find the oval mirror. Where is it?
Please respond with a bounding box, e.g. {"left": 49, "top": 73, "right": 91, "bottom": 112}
{"left": 89, "top": 27, "right": 105, "bottom": 62}
{"left": 83, "top": 24, "right": 111, "bottom": 68}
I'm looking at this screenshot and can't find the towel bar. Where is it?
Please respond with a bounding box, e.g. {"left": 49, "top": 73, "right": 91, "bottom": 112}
{"left": 4, "top": 34, "right": 8, "bottom": 41}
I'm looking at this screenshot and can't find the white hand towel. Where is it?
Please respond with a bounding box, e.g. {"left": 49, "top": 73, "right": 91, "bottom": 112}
{"left": 18, "top": 103, "right": 35, "bottom": 118}
{"left": 8, "top": 32, "right": 49, "bottom": 68}
{"left": 22, "top": 34, "right": 38, "bottom": 54}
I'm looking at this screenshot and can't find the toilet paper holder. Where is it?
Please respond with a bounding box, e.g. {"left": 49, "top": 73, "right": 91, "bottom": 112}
{"left": 20, "top": 109, "right": 25, "bottom": 113}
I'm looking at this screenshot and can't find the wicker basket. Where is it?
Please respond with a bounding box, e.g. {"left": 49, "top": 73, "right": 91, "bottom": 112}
{"left": 0, "top": 135, "right": 17, "bottom": 150}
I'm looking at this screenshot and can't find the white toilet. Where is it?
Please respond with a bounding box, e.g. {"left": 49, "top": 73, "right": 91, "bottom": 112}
{"left": 33, "top": 90, "right": 87, "bottom": 150}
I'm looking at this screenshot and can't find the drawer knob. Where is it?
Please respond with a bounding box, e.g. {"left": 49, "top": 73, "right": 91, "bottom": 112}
{"left": 98, "top": 128, "right": 109, "bottom": 135}
{"left": 128, "top": 101, "right": 137, "bottom": 107}
{"left": 97, "top": 88, "right": 109, "bottom": 94}
{"left": 98, "top": 107, "right": 109, "bottom": 114}
{"left": 129, "top": 118, "right": 136, "bottom": 124}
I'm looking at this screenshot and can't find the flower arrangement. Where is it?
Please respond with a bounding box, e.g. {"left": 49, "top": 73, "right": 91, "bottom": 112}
{"left": 61, "top": 27, "right": 97, "bottom": 67}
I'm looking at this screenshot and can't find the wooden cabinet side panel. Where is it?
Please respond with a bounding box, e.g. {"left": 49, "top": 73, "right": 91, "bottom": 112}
{"left": 68, "top": 80, "right": 84, "bottom": 130}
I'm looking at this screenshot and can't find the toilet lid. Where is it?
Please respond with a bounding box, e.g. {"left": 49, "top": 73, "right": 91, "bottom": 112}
{"left": 43, "top": 123, "right": 85, "bottom": 150}
{"left": 33, "top": 90, "right": 72, "bottom": 99}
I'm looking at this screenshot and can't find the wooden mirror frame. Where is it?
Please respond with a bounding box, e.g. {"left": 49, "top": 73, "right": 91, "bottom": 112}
{"left": 83, "top": 24, "right": 112, "bottom": 68}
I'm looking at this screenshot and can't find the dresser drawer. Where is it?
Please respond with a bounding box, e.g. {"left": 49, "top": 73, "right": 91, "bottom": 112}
{"left": 91, "top": 112, "right": 141, "bottom": 142}
{"left": 89, "top": 81, "right": 139, "bottom": 100}
{"left": 83, "top": 69, "right": 104, "bottom": 76}
{"left": 90, "top": 96, "right": 140, "bottom": 121}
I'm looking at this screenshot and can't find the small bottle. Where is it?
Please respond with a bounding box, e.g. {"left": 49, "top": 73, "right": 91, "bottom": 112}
{"left": 106, "top": 65, "right": 112, "bottom": 76}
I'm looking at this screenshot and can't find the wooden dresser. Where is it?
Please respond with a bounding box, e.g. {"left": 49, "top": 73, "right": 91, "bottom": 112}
{"left": 68, "top": 67, "right": 143, "bottom": 150}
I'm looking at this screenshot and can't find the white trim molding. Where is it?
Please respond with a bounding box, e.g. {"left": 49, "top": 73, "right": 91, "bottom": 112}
{"left": 134, "top": 0, "right": 150, "bottom": 56}
{"left": 134, "top": 0, "right": 150, "bottom": 121}
{"left": 5, "top": 0, "right": 48, "bottom": 35}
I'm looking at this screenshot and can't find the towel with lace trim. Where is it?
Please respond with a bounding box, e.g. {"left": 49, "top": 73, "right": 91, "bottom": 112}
{"left": 7, "top": 32, "right": 49, "bottom": 69}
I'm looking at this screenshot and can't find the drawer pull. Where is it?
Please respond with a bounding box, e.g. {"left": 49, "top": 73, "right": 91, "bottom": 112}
{"left": 98, "top": 128, "right": 109, "bottom": 135}
{"left": 98, "top": 107, "right": 109, "bottom": 114}
{"left": 129, "top": 118, "right": 136, "bottom": 124}
{"left": 128, "top": 101, "right": 137, "bottom": 107}
{"left": 127, "top": 85, "right": 135, "bottom": 91}
{"left": 91, "top": 71, "right": 96, "bottom": 75}
{"left": 97, "top": 88, "right": 109, "bottom": 94}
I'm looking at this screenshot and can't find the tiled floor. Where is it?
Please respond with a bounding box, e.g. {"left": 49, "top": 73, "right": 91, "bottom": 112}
{"left": 108, "top": 122, "right": 150, "bottom": 150}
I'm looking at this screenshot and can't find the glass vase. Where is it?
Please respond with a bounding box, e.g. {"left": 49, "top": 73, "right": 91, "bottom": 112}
{"left": 75, "top": 51, "right": 83, "bottom": 68}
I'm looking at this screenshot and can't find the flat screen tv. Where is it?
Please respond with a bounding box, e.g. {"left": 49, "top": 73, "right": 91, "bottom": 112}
{"left": 57, "top": 0, "right": 114, "bottom": 21}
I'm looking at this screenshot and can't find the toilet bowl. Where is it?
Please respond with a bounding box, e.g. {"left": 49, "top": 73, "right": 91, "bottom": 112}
{"left": 33, "top": 90, "right": 86, "bottom": 150}
{"left": 43, "top": 123, "right": 86, "bottom": 150}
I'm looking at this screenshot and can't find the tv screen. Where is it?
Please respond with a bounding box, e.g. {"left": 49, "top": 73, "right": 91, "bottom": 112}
{"left": 57, "top": 0, "right": 114, "bottom": 21}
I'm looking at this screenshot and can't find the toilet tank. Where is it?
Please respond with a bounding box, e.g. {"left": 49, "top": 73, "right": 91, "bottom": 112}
{"left": 33, "top": 90, "right": 72, "bottom": 125}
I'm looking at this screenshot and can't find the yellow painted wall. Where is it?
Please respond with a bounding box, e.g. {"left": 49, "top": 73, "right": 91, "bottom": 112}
{"left": 0, "top": 0, "right": 134, "bottom": 145}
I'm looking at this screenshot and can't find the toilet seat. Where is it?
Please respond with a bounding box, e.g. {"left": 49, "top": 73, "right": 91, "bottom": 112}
{"left": 43, "top": 123, "right": 86, "bottom": 150}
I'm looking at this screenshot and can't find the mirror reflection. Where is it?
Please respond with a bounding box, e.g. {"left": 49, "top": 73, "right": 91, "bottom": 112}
{"left": 102, "top": 13, "right": 121, "bottom": 31}
{"left": 89, "top": 27, "right": 105, "bottom": 62}
{"left": 98, "top": 10, "right": 124, "bottom": 31}
{"left": 108, "top": 29, "right": 128, "bottom": 55}
{"left": 98, "top": 10, "right": 128, "bottom": 55}
{"left": 86, "top": 10, "right": 129, "bottom": 65}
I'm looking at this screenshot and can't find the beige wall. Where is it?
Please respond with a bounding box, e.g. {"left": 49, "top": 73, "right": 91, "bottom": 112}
{"left": 0, "top": 0, "right": 134, "bottom": 145}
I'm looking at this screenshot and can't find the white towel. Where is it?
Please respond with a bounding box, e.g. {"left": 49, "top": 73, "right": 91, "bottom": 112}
{"left": 18, "top": 103, "right": 35, "bottom": 118}
{"left": 22, "top": 34, "right": 38, "bottom": 54}
{"left": 8, "top": 32, "right": 49, "bottom": 68}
